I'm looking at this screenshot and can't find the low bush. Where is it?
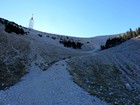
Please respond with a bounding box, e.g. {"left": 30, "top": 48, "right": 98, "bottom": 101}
{"left": 0, "top": 18, "right": 25, "bottom": 35}
{"left": 0, "top": 58, "right": 27, "bottom": 90}
{"left": 59, "top": 39, "right": 83, "bottom": 49}
{"left": 38, "top": 34, "right": 42, "bottom": 37}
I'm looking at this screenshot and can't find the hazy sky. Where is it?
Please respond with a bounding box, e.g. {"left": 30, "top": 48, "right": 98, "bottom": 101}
{"left": 1, "top": 0, "right": 140, "bottom": 37}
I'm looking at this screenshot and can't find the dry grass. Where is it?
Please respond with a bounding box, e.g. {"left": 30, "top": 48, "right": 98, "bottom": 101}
{"left": 0, "top": 32, "right": 31, "bottom": 90}
{"left": 0, "top": 58, "right": 28, "bottom": 90}
{"left": 67, "top": 57, "right": 140, "bottom": 105}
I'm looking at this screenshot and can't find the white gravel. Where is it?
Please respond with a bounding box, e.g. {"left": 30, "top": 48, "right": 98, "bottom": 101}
{"left": 0, "top": 60, "right": 108, "bottom": 105}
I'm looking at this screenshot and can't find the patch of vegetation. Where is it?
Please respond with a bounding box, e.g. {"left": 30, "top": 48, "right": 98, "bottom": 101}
{"left": 38, "top": 34, "right": 42, "bottom": 37}
{"left": 63, "top": 58, "right": 66, "bottom": 60}
{"left": 52, "top": 36, "right": 56, "bottom": 40}
{"left": 0, "top": 18, "right": 25, "bottom": 35}
{"left": 5, "top": 22, "right": 25, "bottom": 35}
{"left": 68, "top": 56, "right": 71, "bottom": 59}
{"left": 0, "top": 18, "right": 8, "bottom": 24}
{"left": 0, "top": 58, "right": 27, "bottom": 90}
{"left": 0, "top": 32, "right": 30, "bottom": 90}
{"left": 101, "top": 28, "right": 140, "bottom": 50}
{"left": 59, "top": 39, "right": 83, "bottom": 49}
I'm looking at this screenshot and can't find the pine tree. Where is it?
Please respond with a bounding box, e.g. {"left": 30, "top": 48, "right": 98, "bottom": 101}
{"left": 137, "top": 27, "right": 140, "bottom": 35}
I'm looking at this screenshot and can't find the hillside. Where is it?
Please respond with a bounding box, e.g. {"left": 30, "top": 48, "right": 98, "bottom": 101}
{"left": 68, "top": 37, "right": 140, "bottom": 104}
{"left": 0, "top": 17, "right": 139, "bottom": 105}
{"left": 0, "top": 18, "right": 109, "bottom": 105}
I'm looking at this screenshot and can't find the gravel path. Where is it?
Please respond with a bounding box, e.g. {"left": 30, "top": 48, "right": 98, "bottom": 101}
{"left": 0, "top": 60, "right": 108, "bottom": 105}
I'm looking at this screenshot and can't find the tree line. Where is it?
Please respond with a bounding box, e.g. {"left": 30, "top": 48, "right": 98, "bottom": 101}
{"left": 101, "top": 28, "right": 140, "bottom": 50}
{"left": 0, "top": 18, "right": 25, "bottom": 35}
{"left": 59, "top": 39, "right": 83, "bottom": 49}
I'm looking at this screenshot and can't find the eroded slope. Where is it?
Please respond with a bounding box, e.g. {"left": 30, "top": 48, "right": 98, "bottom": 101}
{"left": 67, "top": 38, "right": 140, "bottom": 105}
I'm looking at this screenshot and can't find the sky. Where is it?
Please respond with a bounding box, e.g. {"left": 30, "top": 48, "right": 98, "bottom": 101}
{"left": 0, "top": 0, "right": 140, "bottom": 37}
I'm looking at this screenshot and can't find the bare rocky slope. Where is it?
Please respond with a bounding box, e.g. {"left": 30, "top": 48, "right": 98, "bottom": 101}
{"left": 67, "top": 37, "right": 140, "bottom": 105}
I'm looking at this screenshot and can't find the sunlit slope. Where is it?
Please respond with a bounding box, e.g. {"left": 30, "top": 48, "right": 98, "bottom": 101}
{"left": 0, "top": 17, "right": 110, "bottom": 90}
{"left": 67, "top": 37, "right": 140, "bottom": 105}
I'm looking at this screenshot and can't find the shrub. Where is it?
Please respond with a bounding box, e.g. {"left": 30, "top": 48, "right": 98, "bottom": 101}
{"left": 38, "top": 34, "right": 42, "bottom": 37}
{"left": 59, "top": 39, "right": 83, "bottom": 49}
{"left": 52, "top": 37, "right": 56, "bottom": 40}
{"left": 0, "top": 18, "right": 25, "bottom": 35}
{"left": 0, "top": 58, "right": 27, "bottom": 90}
{"left": 5, "top": 23, "right": 24, "bottom": 35}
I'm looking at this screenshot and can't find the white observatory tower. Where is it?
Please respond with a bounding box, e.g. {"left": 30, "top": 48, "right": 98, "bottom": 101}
{"left": 29, "top": 14, "right": 34, "bottom": 29}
